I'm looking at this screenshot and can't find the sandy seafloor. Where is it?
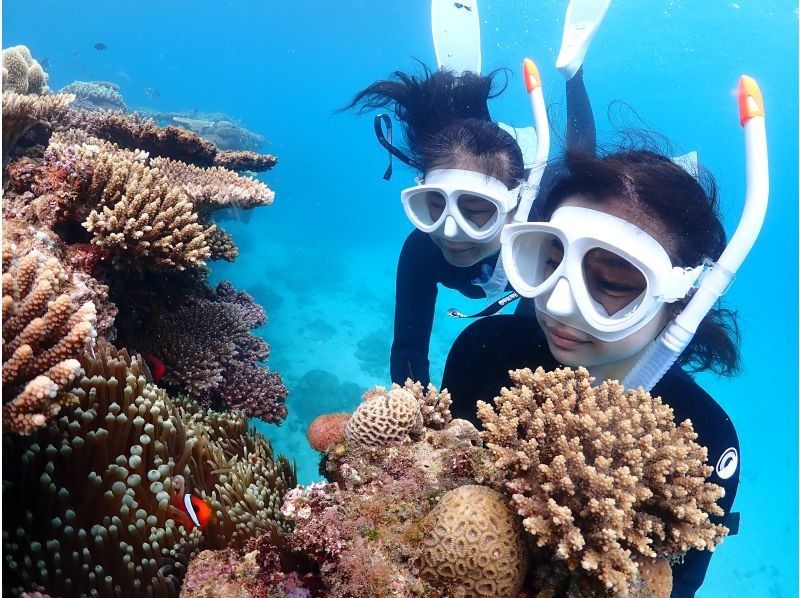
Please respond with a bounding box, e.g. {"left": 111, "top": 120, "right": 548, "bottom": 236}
{"left": 4, "top": 0, "right": 799, "bottom": 595}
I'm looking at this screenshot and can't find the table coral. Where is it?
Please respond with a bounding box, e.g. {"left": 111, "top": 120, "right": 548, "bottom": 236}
{"left": 418, "top": 485, "right": 529, "bottom": 597}
{"left": 477, "top": 367, "right": 728, "bottom": 595}
{"left": 2, "top": 244, "right": 97, "bottom": 434}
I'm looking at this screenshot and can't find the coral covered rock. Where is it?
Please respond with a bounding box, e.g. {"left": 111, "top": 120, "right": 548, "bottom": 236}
{"left": 418, "top": 485, "right": 529, "bottom": 597}
{"left": 477, "top": 367, "right": 728, "bottom": 594}
{"left": 2, "top": 243, "right": 97, "bottom": 434}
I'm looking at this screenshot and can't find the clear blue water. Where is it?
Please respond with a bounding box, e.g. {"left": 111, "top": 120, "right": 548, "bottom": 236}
{"left": 5, "top": 1, "right": 798, "bottom": 595}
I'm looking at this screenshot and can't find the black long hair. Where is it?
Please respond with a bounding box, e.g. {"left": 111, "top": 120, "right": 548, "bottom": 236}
{"left": 538, "top": 149, "right": 741, "bottom": 376}
{"left": 344, "top": 64, "right": 524, "bottom": 187}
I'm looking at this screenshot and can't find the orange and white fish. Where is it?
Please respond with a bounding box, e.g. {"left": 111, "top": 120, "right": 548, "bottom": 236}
{"left": 171, "top": 491, "right": 213, "bottom": 531}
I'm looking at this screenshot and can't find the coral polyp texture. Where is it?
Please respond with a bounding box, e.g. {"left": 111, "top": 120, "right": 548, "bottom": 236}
{"left": 2, "top": 244, "right": 97, "bottom": 434}
{"left": 2, "top": 45, "right": 49, "bottom": 95}
{"left": 2, "top": 345, "right": 295, "bottom": 597}
{"left": 418, "top": 485, "right": 529, "bottom": 597}
{"left": 477, "top": 367, "right": 728, "bottom": 595}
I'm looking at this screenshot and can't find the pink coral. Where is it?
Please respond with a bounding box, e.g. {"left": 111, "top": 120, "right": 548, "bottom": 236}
{"left": 307, "top": 413, "right": 351, "bottom": 452}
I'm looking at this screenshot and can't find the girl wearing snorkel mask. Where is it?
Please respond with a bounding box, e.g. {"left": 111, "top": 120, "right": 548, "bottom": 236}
{"left": 345, "top": 56, "right": 597, "bottom": 387}
{"left": 442, "top": 75, "right": 770, "bottom": 590}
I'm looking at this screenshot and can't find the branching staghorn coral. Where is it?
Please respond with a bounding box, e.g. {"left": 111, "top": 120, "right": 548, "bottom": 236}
{"left": 2, "top": 243, "right": 97, "bottom": 434}
{"left": 2, "top": 344, "right": 295, "bottom": 597}
{"left": 477, "top": 366, "right": 728, "bottom": 594}
{"left": 2, "top": 92, "right": 74, "bottom": 163}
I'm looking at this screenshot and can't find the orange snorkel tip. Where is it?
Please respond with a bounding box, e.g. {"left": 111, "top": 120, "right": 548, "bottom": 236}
{"left": 523, "top": 58, "right": 541, "bottom": 93}
{"left": 737, "top": 75, "right": 764, "bottom": 126}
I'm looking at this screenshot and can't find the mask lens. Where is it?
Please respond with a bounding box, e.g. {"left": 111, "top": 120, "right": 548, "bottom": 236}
{"left": 512, "top": 231, "right": 563, "bottom": 289}
{"left": 456, "top": 194, "right": 499, "bottom": 231}
{"left": 581, "top": 248, "right": 648, "bottom": 319}
{"left": 407, "top": 190, "right": 447, "bottom": 226}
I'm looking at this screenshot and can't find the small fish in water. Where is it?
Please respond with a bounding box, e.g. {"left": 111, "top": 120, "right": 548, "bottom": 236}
{"left": 40, "top": 58, "right": 51, "bottom": 70}
{"left": 140, "top": 352, "right": 166, "bottom": 383}
{"left": 116, "top": 69, "right": 133, "bottom": 83}
{"left": 94, "top": 42, "right": 107, "bottom": 51}
{"left": 170, "top": 475, "right": 213, "bottom": 531}
{"left": 454, "top": 2, "right": 472, "bottom": 10}
{"left": 142, "top": 86, "right": 161, "bottom": 99}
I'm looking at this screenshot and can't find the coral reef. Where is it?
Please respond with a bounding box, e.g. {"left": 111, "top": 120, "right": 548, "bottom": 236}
{"left": 2, "top": 45, "right": 48, "bottom": 95}
{"left": 2, "top": 345, "right": 295, "bottom": 596}
{"left": 60, "top": 81, "right": 127, "bottom": 112}
{"left": 2, "top": 92, "right": 74, "bottom": 163}
{"left": 477, "top": 367, "right": 728, "bottom": 595}
{"left": 418, "top": 485, "right": 529, "bottom": 597}
{"left": 2, "top": 243, "right": 97, "bottom": 434}
{"left": 344, "top": 386, "right": 424, "bottom": 449}
{"left": 307, "top": 412, "right": 351, "bottom": 452}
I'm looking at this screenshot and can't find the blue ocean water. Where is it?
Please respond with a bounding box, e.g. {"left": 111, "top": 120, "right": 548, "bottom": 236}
{"left": 4, "top": 1, "right": 797, "bottom": 595}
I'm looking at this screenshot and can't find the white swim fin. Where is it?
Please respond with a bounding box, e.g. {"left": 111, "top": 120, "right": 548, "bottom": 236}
{"left": 556, "top": 0, "right": 612, "bottom": 80}
{"left": 498, "top": 122, "right": 539, "bottom": 169}
{"left": 431, "top": 0, "right": 482, "bottom": 74}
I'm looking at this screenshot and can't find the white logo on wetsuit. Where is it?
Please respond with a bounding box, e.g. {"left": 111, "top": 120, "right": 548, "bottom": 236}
{"left": 715, "top": 447, "right": 738, "bottom": 480}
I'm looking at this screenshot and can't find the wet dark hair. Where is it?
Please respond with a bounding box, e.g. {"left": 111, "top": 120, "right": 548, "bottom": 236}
{"left": 344, "top": 64, "right": 525, "bottom": 188}
{"left": 537, "top": 149, "right": 741, "bottom": 377}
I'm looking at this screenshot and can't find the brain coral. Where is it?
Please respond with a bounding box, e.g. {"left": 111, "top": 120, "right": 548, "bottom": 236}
{"left": 418, "top": 485, "right": 529, "bottom": 597}
{"left": 344, "top": 386, "right": 423, "bottom": 449}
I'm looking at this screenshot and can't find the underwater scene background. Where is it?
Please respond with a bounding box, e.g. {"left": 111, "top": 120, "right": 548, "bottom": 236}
{"left": 3, "top": 0, "right": 798, "bottom": 596}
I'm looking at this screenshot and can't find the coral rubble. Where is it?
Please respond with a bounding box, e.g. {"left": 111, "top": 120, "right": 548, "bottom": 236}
{"left": 477, "top": 367, "right": 728, "bottom": 595}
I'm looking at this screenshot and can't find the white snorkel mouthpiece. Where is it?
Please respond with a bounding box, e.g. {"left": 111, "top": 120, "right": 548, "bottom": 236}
{"left": 514, "top": 58, "right": 551, "bottom": 225}
{"left": 622, "top": 76, "right": 769, "bottom": 392}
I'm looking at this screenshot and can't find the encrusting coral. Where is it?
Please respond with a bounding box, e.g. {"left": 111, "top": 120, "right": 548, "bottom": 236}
{"left": 477, "top": 367, "right": 728, "bottom": 595}
{"left": 2, "top": 243, "right": 97, "bottom": 434}
{"left": 2, "top": 344, "right": 295, "bottom": 597}
{"left": 418, "top": 485, "right": 529, "bottom": 597}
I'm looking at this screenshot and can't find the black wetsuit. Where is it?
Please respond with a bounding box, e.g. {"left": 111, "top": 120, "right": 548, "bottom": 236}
{"left": 390, "top": 70, "right": 597, "bottom": 386}
{"left": 441, "top": 315, "right": 741, "bottom": 597}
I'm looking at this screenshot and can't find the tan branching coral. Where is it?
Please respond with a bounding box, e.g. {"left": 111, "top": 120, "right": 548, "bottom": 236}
{"left": 400, "top": 378, "right": 453, "bottom": 430}
{"left": 150, "top": 156, "right": 275, "bottom": 214}
{"left": 477, "top": 367, "right": 728, "bottom": 594}
{"left": 2, "top": 92, "right": 74, "bottom": 162}
{"left": 42, "top": 130, "right": 215, "bottom": 270}
{"left": 2, "top": 245, "right": 97, "bottom": 434}
{"left": 3, "top": 45, "right": 49, "bottom": 94}
{"left": 418, "top": 485, "right": 529, "bottom": 597}
{"left": 345, "top": 386, "right": 424, "bottom": 449}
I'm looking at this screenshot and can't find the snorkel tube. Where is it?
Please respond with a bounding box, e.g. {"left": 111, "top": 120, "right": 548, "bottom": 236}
{"left": 622, "top": 76, "right": 769, "bottom": 392}
{"left": 514, "top": 58, "right": 551, "bottom": 223}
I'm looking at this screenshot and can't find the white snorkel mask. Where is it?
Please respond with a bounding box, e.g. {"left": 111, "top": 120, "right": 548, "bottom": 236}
{"left": 501, "top": 206, "right": 706, "bottom": 342}
{"left": 399, "top": 58, "right": 551, "bottom": 244}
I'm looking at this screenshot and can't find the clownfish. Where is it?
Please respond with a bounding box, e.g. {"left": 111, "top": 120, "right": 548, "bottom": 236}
{"left": 140, "top": 353, "right": 166, "bottom": 384}
{"left": 171, "top": 492, "right": 213, "bottom": 531}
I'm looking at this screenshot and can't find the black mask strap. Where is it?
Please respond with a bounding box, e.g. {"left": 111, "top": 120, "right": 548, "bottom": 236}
{"left": 374, "top": 114, "right": 421, "bottom": 180}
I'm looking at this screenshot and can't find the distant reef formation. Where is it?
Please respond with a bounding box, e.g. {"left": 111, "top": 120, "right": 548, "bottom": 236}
{"left": 2, "top": 44, "right": 291, "bottom": 596}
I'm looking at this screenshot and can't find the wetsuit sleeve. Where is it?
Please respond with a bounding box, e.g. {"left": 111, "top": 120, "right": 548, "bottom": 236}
{"left": 565, "top": 67, "right": 596, "bottom": 154}
{"left": 390, "top": 230, "right": 439, "bottom": 386}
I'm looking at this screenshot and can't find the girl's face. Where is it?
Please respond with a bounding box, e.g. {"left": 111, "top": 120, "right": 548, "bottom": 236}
{"left": 534, "top": 195, "right": 675, "bottom": 382}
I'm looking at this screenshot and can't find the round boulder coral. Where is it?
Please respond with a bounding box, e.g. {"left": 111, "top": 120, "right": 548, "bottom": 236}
{"left": 418, "top": 485, "right": 529, "bottom": 597}
{"left": 344, "top": 387, "right": 423, "bottom": 449}
{"left": 307, "top": 412, "right": 351, "bottom": 452}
